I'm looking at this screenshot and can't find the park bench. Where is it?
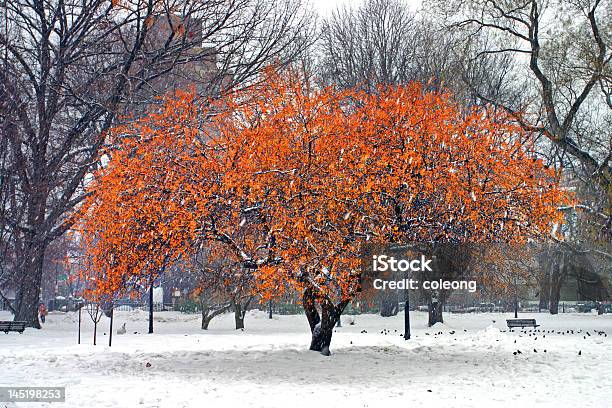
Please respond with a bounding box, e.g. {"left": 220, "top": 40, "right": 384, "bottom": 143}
{"left": 0, "top": 321, "right": 27, "bottom": 334}
{"left": 506, "top": 318, "right": 539, "bottom": 329}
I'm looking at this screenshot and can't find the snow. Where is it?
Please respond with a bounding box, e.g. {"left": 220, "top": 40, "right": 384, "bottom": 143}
{"left": 1, "top": 309, "right": 612, "bottom": 407}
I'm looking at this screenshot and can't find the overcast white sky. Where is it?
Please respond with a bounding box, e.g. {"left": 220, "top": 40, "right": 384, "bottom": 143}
{"left": 309, "top": 0, "right": 423, "bottom": 17}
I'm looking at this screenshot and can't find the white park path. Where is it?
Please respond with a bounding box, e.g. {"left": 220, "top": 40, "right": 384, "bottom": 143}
{"left": 1, "top": 309, "right": 611, "bottom": 408}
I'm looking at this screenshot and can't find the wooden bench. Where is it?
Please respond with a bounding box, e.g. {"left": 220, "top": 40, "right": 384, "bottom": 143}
{"left": 0, "top": 321, "right": 27, "bottom": 334}
{"left": 506, "top": 318, "right": 539, "bottom": 328}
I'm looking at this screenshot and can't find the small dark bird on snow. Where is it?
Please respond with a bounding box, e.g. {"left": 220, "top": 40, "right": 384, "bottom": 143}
{"left": 578, "top": 350, "right": 582, "bottom": 356}
{"left": 517, "top": 350, "right": 522, "bottom": 354}
{"left": 544, "top": 350, "right": 547, "bottom": 353}
{"left": 145, "top": 362, "right": 151, "bottom": 367}
{"left": 533, "top": 349, "right": 537, "bottom": 353}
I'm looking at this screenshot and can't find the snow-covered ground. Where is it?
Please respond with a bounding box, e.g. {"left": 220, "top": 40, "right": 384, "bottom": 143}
{"left": 1, "top": 309, "right": 611, "bottom": 408}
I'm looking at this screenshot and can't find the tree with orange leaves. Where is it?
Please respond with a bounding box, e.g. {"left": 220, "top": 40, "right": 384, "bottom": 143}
{"left": 78, "top": 68, "right": 569, "bottom": 354}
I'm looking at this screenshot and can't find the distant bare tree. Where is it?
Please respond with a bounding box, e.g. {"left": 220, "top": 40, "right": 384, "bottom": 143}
{"left": 318, "top": 0, "right": 491, "bottom": 102}
{"left": 0, "top": 0, "right": 314, "bottom": 327}
{"left": 86, "top": 302, "right": 104, "bottom": 345}
{"left": 434, "top": 0, "right": 612, "bottom": 236}
{"left": 319, "top": 0, "right": 418, "bottom": 90}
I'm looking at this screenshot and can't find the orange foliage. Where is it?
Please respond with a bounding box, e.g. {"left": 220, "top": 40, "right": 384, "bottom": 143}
{"left": 77, "top": 69, "right": 569, "bottom": 307}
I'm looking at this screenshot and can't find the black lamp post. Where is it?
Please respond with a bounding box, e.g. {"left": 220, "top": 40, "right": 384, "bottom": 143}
{"left": 514, "top": 275, "right": 518, "bottom": 319}
{"left": 404, "top": 286, "right": 411, "bottom": 340}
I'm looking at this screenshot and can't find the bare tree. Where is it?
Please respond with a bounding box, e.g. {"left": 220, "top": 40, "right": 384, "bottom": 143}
{"left": 0, "top": 0, "right": 314, "bottom": 327}
{"left": 86, "top": 302, "right": 104, "bottom": 345}
{"left": 318, "top": 0, "right": 492, "bottom": 102}
{"left": 193, "top": 249, "right": 256, "bottom": 330}
{"left": 434, "top": 0, "right": 612, "bottom": 234}
{"left": 319, "top": 0, "right": 418, "bottom": 90}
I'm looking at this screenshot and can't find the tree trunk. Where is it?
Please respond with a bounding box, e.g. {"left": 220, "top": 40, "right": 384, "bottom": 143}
{"left": 234, "top": 303, "right": 244, "bottom": 329}
{"left": 380, "top": 290, "right": 399, "bottom": 317}
{"left": 549, "top": 283, "right": 560, "bottom": 314}
{"left": 201, "top": 305, "right": 212, "bottom": 330}
{"left": 200, "top": 302, "right": 230, "bottom": 330}
{"left": 428, "top": 299, "right": 443, "bottom": 327}
{"left": 538, "top": 269, "right": 551, "bottom": 312}
{"left": 232, "top": 296, "right": 253, "bottom": 330}
{"left": 201, "top": 311, "right": 211, "bottom": 330}
{"left": 93, "top": 321, "right": 98, "bottom": 346}
{"left": 549, "top": 254, "right": 567, "bottom": 315}
{"left": 302, "top": 287, "right": 347, "bottom": 356}
{"left": 14, "top": 247, "right": 45, "bottom": 329}
{"left": 309, "top": 319, "right": 334, "bottom": 355}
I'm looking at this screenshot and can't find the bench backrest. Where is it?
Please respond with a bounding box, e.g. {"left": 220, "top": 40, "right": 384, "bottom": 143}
{"left": 507, "top": 319, "right": 537, "bottom": 326}
{"left": 0, "top": 321, "right": 27, "bottom": 330}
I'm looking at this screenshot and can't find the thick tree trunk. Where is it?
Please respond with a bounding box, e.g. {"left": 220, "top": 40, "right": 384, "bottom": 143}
{"left": 234, "top": 302, "right": 244, "bottom": 329}
{"left": 200, "top": 299, "right": 231, "bottom": 330}
{"left": 231, "top": 296, "right": 253, "bottom": 330}
{"left": 549, "top": 283, "right": 560, "bottom": 314}
{"left": 538, "top": 269, "right": 551, "bottom": 312}
{"left": 428, "top": 299, "right": 443, "bottom": 327}
{"left": 549, "top": 254, "right": 567, "bottom": 315}
{"left": 201, "top": 312, "right": 212, "bottom": 330}
{"left": 14, "top": 247, "right": 45, "bottom": 329}
{"left": 309, "top": 319, "right": 335, "bottom": 355}
{"left": 302, "top": 287, "right": 347, "bottom": 356}
{"left": 380, "top": 290, "right": 399, "bottom": 317}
